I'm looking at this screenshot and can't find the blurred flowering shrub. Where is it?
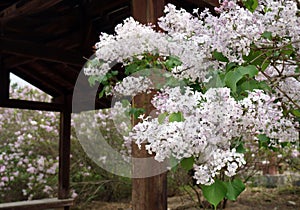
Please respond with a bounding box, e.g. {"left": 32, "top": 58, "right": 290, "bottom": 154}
{"left": 0, "top": 85, "right": 59, "bottom": 202}
{"left": 0, "top": 84, "right": 131, "bottom": 203}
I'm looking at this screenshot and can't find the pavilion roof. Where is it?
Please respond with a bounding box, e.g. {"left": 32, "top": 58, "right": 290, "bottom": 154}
{"left": 0, "top": 0, "right": 216, "bottom": 112}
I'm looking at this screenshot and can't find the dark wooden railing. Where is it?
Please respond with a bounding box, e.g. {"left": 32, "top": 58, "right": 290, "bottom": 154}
{"left": 0, "top": 198, "right": 74, "bottom": 210}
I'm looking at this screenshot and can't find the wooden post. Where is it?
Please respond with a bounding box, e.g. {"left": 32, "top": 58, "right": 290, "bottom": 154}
{"left": 58, "top": 95, "right": 71, "bottom": 210}
{"left": 131, "top": 1, "right": 167, "bottom": 209}
{"left": 131, "top": 0, "right": 165, "bottom": 25}
{"left": 132, "top": 93, "right": 167, "bottom": 210}
{"left": 0, "top": 56, "right": 9, "bottom": 103}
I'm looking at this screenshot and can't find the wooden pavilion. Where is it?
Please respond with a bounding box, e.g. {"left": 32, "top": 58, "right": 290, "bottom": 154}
{"left": 0, "top": 0, "right": 218, "bottom": 209}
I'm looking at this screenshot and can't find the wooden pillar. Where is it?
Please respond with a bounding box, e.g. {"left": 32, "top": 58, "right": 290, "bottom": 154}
{"left": 58, "top": 95, "right": 71, "bottom": 210}
{"left": 132, "top": 93, "right": 167, "bottom": 210}
{"left": 131, "top": 0, "right": 165, "bottom": 26}
{"left": 131, "top": 1, "right": 167, "bottom": 209}
{"left": 0, "top": 56, "right": 10, "bottom": 103}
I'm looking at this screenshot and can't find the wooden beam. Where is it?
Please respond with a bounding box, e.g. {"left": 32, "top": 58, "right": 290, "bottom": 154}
{"left": 0, "top": 198, "right": 73, "bottom": 210}
{"left": 0, "top": 56, "right": 9, "bottom": 101}
{"left": 0, "top": 99, "right": 63, "bottom": 112}
{"left": 30, "top": 61, "right": 75, "bottom": 88}
{"left": 58, "top": 95, "right": 71, "bottom": 202}
{"left": 3, "top": 56, "right": 35, "bottom": 69}
{"left": 0, "top": 0, "right": 63, "bottom": 21}
{"left": 184, "top": 0, "right": 220, "bottom": 7}
{"left": 0, "top": 38, "right": 84, "bottom": 66}
{"left": 86, "top": 0, "right": 130, "bottom": 18}
{"left": 13, "top": 67, "right": 64, "bottom": 97}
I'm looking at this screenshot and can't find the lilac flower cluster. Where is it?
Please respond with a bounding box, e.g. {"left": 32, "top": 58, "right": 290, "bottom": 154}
{"left": 128, "top": 87, "right": 298, "bottom": 185}
{"left": 84, "top": 0, "right": 300, "bottom": 185}
{"left": 114, "top": 76, "right": 154, "bottom": 96}
{"left": 86, "top": 0, "right": 300, "bottom": 106}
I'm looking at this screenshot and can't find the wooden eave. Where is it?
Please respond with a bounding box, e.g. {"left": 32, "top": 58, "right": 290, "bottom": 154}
{"left": 0, "top": 0, "right": 216, "bottom": 113}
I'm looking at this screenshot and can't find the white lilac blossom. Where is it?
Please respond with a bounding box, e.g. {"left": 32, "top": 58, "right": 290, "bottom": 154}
{"left": 128, "top": 87, "right": 298, "bottom": 185}
{"left": 84, "top": 0, "right": 300, "bottom": 186}
{"left": 86, "top": 0, "right": 299, "bottom": 96}
{"left": 255, "top": 64, "right": 300, "bottom": 108}
{"left": 161, "top": 1, "right": 300, "bottom": 64}
{"left": 86, "top": 16, "right": 211, "bottom": 82}
{"left": 240, "top": 90, "right": 298, "bottom": 142}
{"left": 193, "top": 149, "right": 245, "bottom": 185}
{"left": 114, "top": 76, "right": 154, "bottom": 96}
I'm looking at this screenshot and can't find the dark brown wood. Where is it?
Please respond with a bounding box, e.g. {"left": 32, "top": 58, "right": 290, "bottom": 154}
{"left": 12, "top": 66, "right": 65, "bottom": 97}
{"left": 132, "top": 92, "right": 168, "bottom": 210}
{"left": 202, "top": 0, "right": 219, "bottom": 7}
{"left": 58, "top": 95, "right": 72, "bottom": 201}
{"left": 29, "top": 61, "right": 75, "bottom": 89}
{"left": 3, "top": 56, "right": 34, "bottom": 69}
{"left": 131, "top": 0, "right": 165, "bottom": 24}
{"left": 0, "top": 57, "right": 9, "bottom": 101}
{"left": 130, "top": 1, "right": 167, "bottom": 209}
{"left": 0, "top": 38, "right": 84, "bottom": 66}
{"left": 0, "top": 0, "right": 63, "bottom": 21}
{"left": 0, "top": 198, "right": 74, "bottom": 210}
{"left": 0, "top": 99, "right": 63, "bottom": 111}
{"left": 185, "top": 0, "right": 220, "bottom": 7}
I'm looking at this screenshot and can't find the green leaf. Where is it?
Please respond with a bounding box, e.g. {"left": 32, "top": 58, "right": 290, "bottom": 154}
{"left": 98, "top": 88, "right": 106, "bottom": 98}
{"left": 121, "top": 99, "right": 130, "bottom": 107}
{"left": 180, "top": 157, "right": 194, "bottom": 171}
{"left": 236, "top": 142, "right": 246, "bottom": 153}
{"left": 169, "top": 112, "right": 184, "bottom": 122}
{"left": 165, "top": 55, "right": 182, "bottom": 70}
{"left": 261, "top": 31, "right": 272, "bottom": 40}
{"left": 237, "top": 65, "right": 259, "bottom": 78}
{"left": 224, "top": 70, "right": 243, "bottom": 92}
{"left": 129, "top": 108, "right": 145, "bottom": 119}
{"left": 225, "top": 65, "right": 258, "bottom": 92}
{"left": 240, "top": 80, "right": 260, "bottom": 92}
{"left": 257, "top": 81, "right": 272, "bottom": 92}
{"left": 291, "top": 109, "right": 300, "bottom": 117}
{"left": 213, "top": 51, "right": 229, "bottom": 62}
{"left": 204, "top": 71, "right": 225, "bottom": 89}
{"left": 243, "top": 49, "right": 264, "bottom": 66}
{"left": 125, "top": 63, "right": 138, "bottom": 75}
{"left": 111, "top": 70, "right": 119, "bottom": 76}
{"left": 258, "top": 134, "right": 270, "bottom": 148}
{"left": 202, "top": 179, "right": 227, "bottom": 209}
{"left": 169, "top": 156, "right": 179, "bottom": 172}
{"left": 224, "top": 179, "right": 245, "bottom": 201}
{"left": 88, "top": 75, "right": 102, "bottom": 86}
{"left": 281, "top": 44, "right": 294, "bottom": 57}
{"left": 158, "top": 112, "right": 168, "bottom": 124}
{"left": 261, "top": 60, "right": 271, "bottom": 71}
{"left": 243, "top": 0, "right": 258, "bottom": 12}
{"left": 165, "top": 76, "right": 183, "bottom": 88}
{"left": 226, "top": 62, "right": 238, "bottom": 72}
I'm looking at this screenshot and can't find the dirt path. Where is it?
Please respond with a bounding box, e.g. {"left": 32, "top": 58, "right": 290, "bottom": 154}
{"left": 74, "top": 187, "right": 300, "bottom": 210}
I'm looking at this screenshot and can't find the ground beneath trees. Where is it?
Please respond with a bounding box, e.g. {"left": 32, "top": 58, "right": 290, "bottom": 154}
{"left": 73, "top": 187, "right": 300, "bottom": 210}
